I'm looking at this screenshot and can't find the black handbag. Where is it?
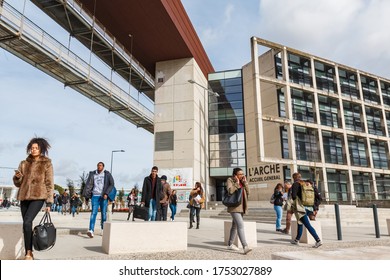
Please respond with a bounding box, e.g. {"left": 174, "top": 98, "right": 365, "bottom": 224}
{"left": 222, "top": 188, "right": 243, "bottom": 207}
{"left": 33, "top": 211, "right": 56, "bottom": 251}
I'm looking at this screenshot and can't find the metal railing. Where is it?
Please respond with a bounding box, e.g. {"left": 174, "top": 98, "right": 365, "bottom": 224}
{"left": 0, "top": 1, "right": 154, "bottom": 124}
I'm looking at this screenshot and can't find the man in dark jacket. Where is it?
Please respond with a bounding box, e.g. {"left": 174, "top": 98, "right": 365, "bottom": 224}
{"left": 83, "top": 162, "right": 115, "bottom": 238}
{"left": 141, "top": 166, "right": 162, "bottom": 221}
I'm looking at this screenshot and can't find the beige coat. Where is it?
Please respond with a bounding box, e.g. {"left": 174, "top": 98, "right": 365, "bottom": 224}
{"left": 226, "top": 177, "right": 249, "bottom": 214}
{"left": 13, "top": 155, "right": 54, "bottom": 205}
{"left": 189, "top": 189, "right": 205, "bottom": 208}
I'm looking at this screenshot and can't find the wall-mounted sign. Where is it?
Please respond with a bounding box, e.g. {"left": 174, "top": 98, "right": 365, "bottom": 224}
{"left": 247, "top": 163, "right": 282, "bottom": 183}
{"left": 159, "top": 168, "right": 193, "bottom": 188}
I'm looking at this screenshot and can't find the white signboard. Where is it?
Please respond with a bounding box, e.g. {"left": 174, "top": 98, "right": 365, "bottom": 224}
{"left": 247, "top": 163, "right": 282, "bottom": 184}
{"left": 159, "top": 168, "right": 193, "bottom": 189}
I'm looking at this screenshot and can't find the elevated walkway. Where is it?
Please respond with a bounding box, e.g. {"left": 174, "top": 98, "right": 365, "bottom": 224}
{"left": 0, "top": 1, "right": 154, "bottom": 132}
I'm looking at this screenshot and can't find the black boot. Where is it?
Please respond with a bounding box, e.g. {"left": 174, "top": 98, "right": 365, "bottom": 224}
{"left": 189, "top": 222, "right": 193, "bottom": 229}
{"left": 196, "top": 223, "right": 199, "bottom": 229}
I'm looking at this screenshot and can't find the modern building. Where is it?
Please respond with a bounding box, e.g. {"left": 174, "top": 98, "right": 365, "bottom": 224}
{"left": 239, "top": 37, "right": 390, "bottom": 203}
{"left": 2, "top": 1, "right": 390, "bottom": 205}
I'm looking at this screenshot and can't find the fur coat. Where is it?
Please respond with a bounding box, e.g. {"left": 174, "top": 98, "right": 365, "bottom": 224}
{"left": 13, "top": 155, "right": 54, "bottom": 205}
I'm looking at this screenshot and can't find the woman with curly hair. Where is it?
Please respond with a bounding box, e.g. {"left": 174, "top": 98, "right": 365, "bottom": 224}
{"left": 13, "top": 137, "right": 54, "bottom": 260}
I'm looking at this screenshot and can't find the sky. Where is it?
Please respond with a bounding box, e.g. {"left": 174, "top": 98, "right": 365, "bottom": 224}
{"left": 1, "top": 0, "right": 390, "bottom": 190}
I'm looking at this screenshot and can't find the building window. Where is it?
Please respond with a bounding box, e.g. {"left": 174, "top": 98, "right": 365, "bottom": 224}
{"left": 155, "top": 131, "right": 174, "bottom": 151}
{"left": 339, "top": 68, "right": 359, "bottom": 99}
{"left": 294, "top": 126, "right": 319, "bottom": 162}
{"left": 370, "top": 140, "right": 388, "bottom": 169}
{"left": 322, "top": 131, "right": 345, "bottom": 164}
{"left": 381, "top": 81, "right": 390, "bottom": 107}
{"left": 277, "top": 88, "right": 286, "bottom": 118}
{"left": 318, "top": 95, "right": 340, "bottom": 127}
{"left": 365, "top": 106, "right": 384, "bottom": 136}
{"left": 327, "top": 169, "right": 348, "bottom": 201}
{"left": 385, "top": 111, "right": 390, "bottom": 135}
{"left": 280, "top": 126, "right": 289, "bottom": 159}
{"left": 209, "top": 70, "right": 246, "bottom": 176}
{"left": 291, "top": 88, "right": 315, "bottom": 122}
{"left": 352, "top": 172, "right": 372, "bottom": 200}
{"left": 376, "top": 174, "right": 390, "bottom": 199}
{"left": 274, "top": 52, "right": 283, "bottom": 80}
{"left": 314, "top": 61, "right": 336, "bottom": 93}
{"left": 343, "top": 101, "right": 364, "bottom": 132}
{"left": 361, "top": 75, "right": 379, "bottom": 104}
{"left": 348, "top": 136, "right": 368, "bottom": 167}
{"left": 287, "top": 53, "right": 312, "bottom": 87}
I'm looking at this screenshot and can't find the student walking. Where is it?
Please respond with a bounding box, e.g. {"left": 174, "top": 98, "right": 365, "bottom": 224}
{"left": 272, "top": 183, "right": 284, "bottom": 232}
{"left": 82, "top": 162, "right": 115, "bottom": 238}
{"left": 13, "top": 137, "right": 54, "bottom": 260}
{"left": 290, "top": 172, "right": 322, "bottom": 248}
{"left": 226, "top": 168, "right": 252, "bottom": 254}
{"left": 188, "top": 182, "right": 205, "bottom": 229}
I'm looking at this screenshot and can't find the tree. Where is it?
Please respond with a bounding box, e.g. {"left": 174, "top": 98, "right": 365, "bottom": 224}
{"left": 54, "top": 184, "right": 64, "bottom": 194}
{"left": 118, "top": 188, "right": 125, "bottom": 208}
{"left": 79, "top": 171, "right": 88, "bottom": 199}
{"left": 66, "top": 179, "right": 75, "bottom": 195}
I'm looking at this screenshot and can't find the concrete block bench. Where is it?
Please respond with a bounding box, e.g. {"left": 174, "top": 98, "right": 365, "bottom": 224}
{"left": 0, "top": 222, "right": 24, "bottom": 260}
{"left": 291, "top": 219, "right": 322, "bottom": 245}
{"left": 223, "top": 220, "right": 257, "bottom": 248}
{"left": 102, "top": 221, "right": 187, "bottom": 254}
{"left": 387, "top": 219, "right": 390, "bottom": 236}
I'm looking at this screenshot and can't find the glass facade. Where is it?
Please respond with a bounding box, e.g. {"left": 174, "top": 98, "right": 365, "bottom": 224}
{"left": 348, "top": 136, "right": 368, "bottom": 167}
{"left": 315, "top": 61, "right": 336, "bottom": 93}
{"left": 370, "top": 140, "right": 388, "bottom": 169}
{"left": 327, "top": 169, "right": 348, "bottom": 201}
{"left": 322, "top": 131, "right": 345, "bottom": 165}
{"left": 294, "top": 126, "right": 319, "bottom": 162}
{"left": 365, "top": 106, "right": 384, "bottom": 136}
{"left": 343, "top": 101, "right": 364, "bottom": 132}
{"left": 361, "top": 75, "right": 379, "bottom": 104}
{"left": 376, "top": 174, "right": 390, "bottom": 199}
{"left": 353, "top": 171, "right": 371, "bottom": 200}
{"left": 287, "top": 53, "right": 312, "bottom": 87}
{"left": 381, "top": 81, "right": 390, "bottom": 107}
{"left": 209, "top": 70, "right": 246, "bottom": 177}
{"left": 291, "top": 88, "right": 315, "bottom": 122}
{"left": 339, "top": 68, "right": 359, "bottom": 99}
{"left": 318, "top": 95, "right": 340, "bottom": 127}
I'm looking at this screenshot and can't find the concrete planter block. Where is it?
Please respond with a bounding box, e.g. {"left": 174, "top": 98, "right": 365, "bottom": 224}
{"left": 291, "top": 220, "right": 322, "bottom": 244}
{"left": 224, "top": 220, "right": 257, "bottom": 248}
{"left": 0, "top": 222, "right": 24, "bottom": 260}
{"left": 102, "top": 221, "right": 187, "bottom": 254}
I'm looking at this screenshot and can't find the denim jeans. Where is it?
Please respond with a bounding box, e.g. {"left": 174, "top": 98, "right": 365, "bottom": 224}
{"left": 89, "top": 195, "right": 108, "bottom": 231}
{"left": 295, "top": 209, "right": 320, "bottom": 242}
{"left": 71, "top": 206, "right": 77, "bottom": 217}
{"left": 273, "top": 205, "right": 283, "bottom": 229}
{"left": 57, "top": 205, "right": 62, "bottom": 214}
{"left": 169, "top": 204, "right": 177, "bottom": 220}
{"left": 148, "top": 199, "right": 157, "bottom": 221}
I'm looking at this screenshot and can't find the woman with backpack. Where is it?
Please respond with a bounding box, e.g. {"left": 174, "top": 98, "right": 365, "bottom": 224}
{"left": 290, "top": 172, "right": 322, "bottom": 248}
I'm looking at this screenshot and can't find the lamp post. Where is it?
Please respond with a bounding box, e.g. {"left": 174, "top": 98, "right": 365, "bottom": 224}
{"left": 110, "top": 150, "right": 125, "bottom": 174}
{"left": 188, "top": 80, "right": 219, "bottom": 210}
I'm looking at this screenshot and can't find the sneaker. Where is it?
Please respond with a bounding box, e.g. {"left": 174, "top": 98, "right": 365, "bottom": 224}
{"left": 276, "top": 229, "right": 283, "bottom": 232}
{"left": 313, "top": 240, "right": 322, "bottom": 248}
{"left": 290, "top": 239, "right": 299, "bottom": 245}
{"left": 243, "top": 246, "right": 252, "bottom": 254}
{"left": 87, "top": 230, "right": 94, "bottom": 238}
{"left": 227, "top": 244, "right": 239, "bottom": 251}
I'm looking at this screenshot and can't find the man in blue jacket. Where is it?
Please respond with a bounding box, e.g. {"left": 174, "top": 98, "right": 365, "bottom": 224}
{"left": 83, "top": 162, "right": 115, "bottom": 238}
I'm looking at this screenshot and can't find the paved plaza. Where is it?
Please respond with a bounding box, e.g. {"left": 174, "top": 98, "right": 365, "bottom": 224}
{"left": 1, "top": 207, "right": 390, "bottom": 260}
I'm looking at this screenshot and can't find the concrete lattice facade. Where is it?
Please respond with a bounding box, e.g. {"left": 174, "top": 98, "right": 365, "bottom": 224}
{"left": 243, "top": 37, "right": 390, "bottom": 203}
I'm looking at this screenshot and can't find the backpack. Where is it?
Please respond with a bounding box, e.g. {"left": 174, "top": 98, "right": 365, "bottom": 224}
{"left": 269, "top": 194, "right": 275, "bottom": 204}
{"left": 300, "top": 181, "right": 315, "bottom": 206}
